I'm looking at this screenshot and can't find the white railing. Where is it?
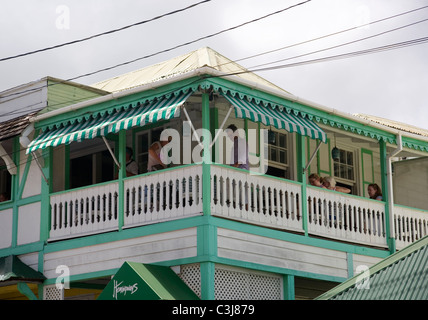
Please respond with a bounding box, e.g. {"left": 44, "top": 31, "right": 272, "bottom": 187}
{"left": 211, "top": 165, "right": 303, "bottom": 232}
{"left": 123, "top": 164, "right": 203, "bottom": 228}
{"left": 393, "top": 205, "right": 428, "bottom": 250}
{"left": 49, "top": 163, "right": 427, "bottom": 250}
{"left": 307, "top": 187, "right": 387, "bottom": 248}
{"left": 50, "top": 182, "right": 119, "bottom": 240}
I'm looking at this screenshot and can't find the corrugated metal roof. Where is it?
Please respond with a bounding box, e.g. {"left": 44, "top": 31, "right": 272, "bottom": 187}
{"left": 92, "top": 47, "right": 290, "bottom": 94}
{"left": 354, "top": 113, "right": 428, "bottom": 138}
{"left": 316, "top": 235, "right": 428, "bottom": 300}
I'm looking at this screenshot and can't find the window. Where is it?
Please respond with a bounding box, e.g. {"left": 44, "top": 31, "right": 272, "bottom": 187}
{"left": 69, "top": 138, "right": 115, "bottom": 189}
{"left": 333, "top": 148, "right": 356, "bottom": 193}
{"left": 266, "top": 129, "right": 290, "bottom": 179}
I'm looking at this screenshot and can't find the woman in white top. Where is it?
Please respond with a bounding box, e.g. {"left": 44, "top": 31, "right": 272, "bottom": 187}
{"left": 322, "top": 176, "right": 351, "bottom": 194}
{"left": 147, "top": 139, "right": 169, "bottom": 172}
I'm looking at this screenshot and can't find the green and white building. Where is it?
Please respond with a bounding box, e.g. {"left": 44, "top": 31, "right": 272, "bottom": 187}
{"left": 0, "top": 47, "right": 427, "bottom": 300}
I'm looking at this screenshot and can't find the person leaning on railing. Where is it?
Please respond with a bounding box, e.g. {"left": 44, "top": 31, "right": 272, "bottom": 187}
{"left": 367, "top": 183, "right": 383, "bottom": 201}
{"left": 322, "top": 176, "right": 351, "bottom": 194}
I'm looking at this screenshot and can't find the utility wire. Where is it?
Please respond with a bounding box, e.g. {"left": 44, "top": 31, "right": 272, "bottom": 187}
{"left": 0, "top": 0, "right": 212, "bottom": 62}
{"left": 248, "top": 18, "right": 428, "bottom": 70}
{"left": 0, "top": 2, "right": 426, "bottom": 119}
{"left": 2, "top": 35, "right": 428, "bottom": 171}
{"left": 65, "top": 0, "right": 312, "bottom": 82}
{"left": 0, "top": 0, "right": 312, "bottom": 101}
{"left": 221, "top": 4, "right": 428, "bottom": 67}
{"left": 245, "top": 36, "right": 428, "bottom": 73}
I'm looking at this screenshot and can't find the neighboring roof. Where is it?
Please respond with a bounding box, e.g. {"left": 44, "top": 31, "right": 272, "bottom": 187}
{"left": 0, "top": 255, "right": 46, "bottom": 285}
{"left": 97, "top": 262, "right": 199, "bottom": 300}
{"left": 355, "top": 113, "right": 428, "bottom": 138}
{"left": 316, "top": 235, "right": 428, "bottom": 300}
{"left": 92, "top": 47, "right": 289, "bottom": 94}
{"left": 0, "top": 76, "right": 110, "bottom": 141}
{"left": 0, "top": 111, "right": 38, "bottom": 142}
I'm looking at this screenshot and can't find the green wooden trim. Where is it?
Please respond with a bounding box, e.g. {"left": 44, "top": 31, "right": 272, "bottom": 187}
{"left": 318, "top": 138, "right": 332, "bottom": 176}
{"left": 0, "top": 241, "right": 45, "bottom": 257}
{"left": 17, "top": 282, "right": 39, "bottom": 300}
{"left": 200, "top": 262, "right": 215, "bottom": 300}
{"left": 347, "top": 252, "right": 354, "bottom": 278}
{"left": 296, "top": 135, "right": 308, "bottom": 235}
{"left": 379, "top": 140, "right": 395, "bottom": 253}
{"left": 17, "top": 147, "right": 31, "bottom": 200}
{"left": 361, "top": 148, "right": 375, "bottom": 196}
{"left": 118, "top": 130, "right": 126, "bottom": 231}
{"left": 38, "top": 148, "right": 51, "bottom": 242}
{"left": 202, "top": 92, "right": 211, "bottom": 216}
{"left": 283, "top": 274, "right": 295, "bottom": 300}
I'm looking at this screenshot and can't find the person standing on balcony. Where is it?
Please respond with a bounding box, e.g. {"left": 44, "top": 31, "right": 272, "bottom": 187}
{"left": 368, "top": 183, "right": 383, "bottom": 201}
{"left": 126, "top": 147, "right": 139, "bottom": 177}
{"left": 226, "top": 124, "right": 249, "bottom": 170}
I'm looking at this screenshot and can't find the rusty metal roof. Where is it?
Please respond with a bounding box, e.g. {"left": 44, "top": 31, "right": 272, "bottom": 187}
{"left": 316, "top": 235, "right": 428, "bottom": 300}
{"left": 0, "top": 111, "right": 40, "bottom": 142}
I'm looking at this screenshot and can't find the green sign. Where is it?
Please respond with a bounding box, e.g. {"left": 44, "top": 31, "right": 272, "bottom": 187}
{"left": 97, "top": 262, "right": 199, "bottom": 300}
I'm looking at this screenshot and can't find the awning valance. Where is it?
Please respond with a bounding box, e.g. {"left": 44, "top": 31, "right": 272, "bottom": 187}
{"left": 221, "top": 92, "right": 327, "bottom": 143}
{"left": 26, "top": 90, "right": 192, "bottom": 154}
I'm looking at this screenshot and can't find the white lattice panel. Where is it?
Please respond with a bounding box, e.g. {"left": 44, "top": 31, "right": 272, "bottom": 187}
{"left": 215, "top": 265, "right": 282, "bottom": 300}
{"left": 43, "top": 285, "right": 64, "bottom": 300}
{"left": 178, "top": 263, "right": 282, "bottom": 300}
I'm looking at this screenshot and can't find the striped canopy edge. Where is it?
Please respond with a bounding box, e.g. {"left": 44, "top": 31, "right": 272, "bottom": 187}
{"left": 26, "top": 90, "right": 193, "bottom": 154}
{"left": 220, "top": 91, "right": 327, "bottom": 143}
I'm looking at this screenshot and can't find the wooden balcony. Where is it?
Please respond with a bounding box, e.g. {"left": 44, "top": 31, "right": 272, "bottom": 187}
{"left": 48, "top": 164, "right": 428, "bottom": 250}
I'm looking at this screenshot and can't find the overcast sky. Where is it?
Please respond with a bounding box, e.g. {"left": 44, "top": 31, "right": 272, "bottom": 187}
{"left": 1, "top": 0, "right": 427, "bottom": 129}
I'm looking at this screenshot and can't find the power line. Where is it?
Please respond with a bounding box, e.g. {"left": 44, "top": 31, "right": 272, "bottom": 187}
{"left": 222, "top": 4, "right": 428, "bottom": 68}
{"left": 65, "top": 0, "right": 313, "bottom": 82}
{"left": 2, "top": 35, "right": 428, "bottom": 170}
{"left": 0, "top": 0, "right": 312, "bottom": 101}
{"left": 0, "top": 2, "right": 425, "bottom": 120}
{"left": 248, "top": 18, "right": 428, "bottom": 70}
{"left": 244, "top": 36, "right": 428, "bottom": 74}
{"left": 0, "top": 0, "right": 212, "bottom": 62}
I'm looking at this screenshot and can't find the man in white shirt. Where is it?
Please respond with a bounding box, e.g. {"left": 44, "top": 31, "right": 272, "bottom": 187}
{"left": 226, "top": 124, "right": 249, "bottom": 170}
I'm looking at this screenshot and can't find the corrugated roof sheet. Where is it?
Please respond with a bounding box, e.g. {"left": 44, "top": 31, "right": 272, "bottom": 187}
{"left": 316, "top": 235, "right": 428, "bottom": 300}
{"left": 92, "top": 47, "right": 290, "bottom": 94}
{"left": 354, "top": 113, "right": 428, "bottom": 138}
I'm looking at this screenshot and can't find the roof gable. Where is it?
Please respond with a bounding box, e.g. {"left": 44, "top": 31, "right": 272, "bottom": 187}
{"left": 92, "top": 47, "right": 289, "bottom": 94}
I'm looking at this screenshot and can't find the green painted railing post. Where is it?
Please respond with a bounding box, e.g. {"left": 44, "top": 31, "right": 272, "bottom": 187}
{"left": 202, "top": 90, "right": 211, "bottom": 216}
{"left": 297, "top": 135, "right": 308, "bottom": 236}
{"left": 118, "top": 130, "right": 126, "bottom": 231}
{"left": 379, "top": 140, "right": 396, "bottom": 253}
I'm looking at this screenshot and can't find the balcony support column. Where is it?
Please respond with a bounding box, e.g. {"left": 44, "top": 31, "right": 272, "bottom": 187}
{"left": 202, "top": 90, "right": 211, "bottom": 216}
{"left": 118, "top": 130, "right": 126, "bottom": 230}
{"left": 296, "top": 135, "right": 308, "bottom": 236}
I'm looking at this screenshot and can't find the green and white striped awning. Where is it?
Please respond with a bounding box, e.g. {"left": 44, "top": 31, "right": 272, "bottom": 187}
{"left": 27, "top": 90, "right": 192, "bottom": 154}
{"left": 222, "top": 92, "right": 327, "bottom": 143}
